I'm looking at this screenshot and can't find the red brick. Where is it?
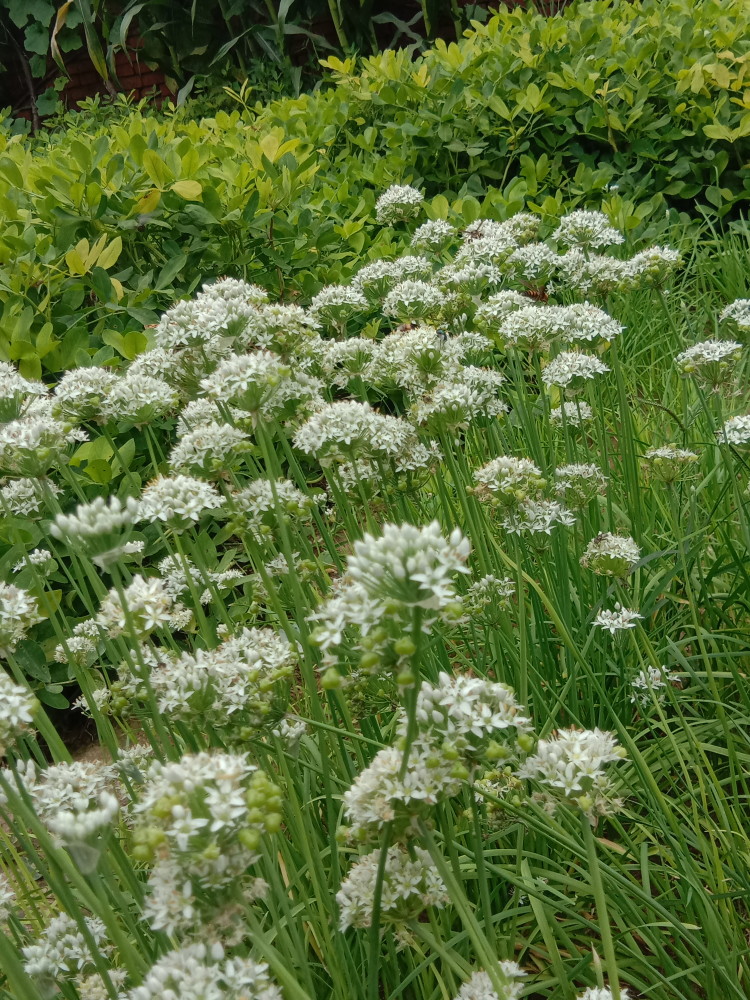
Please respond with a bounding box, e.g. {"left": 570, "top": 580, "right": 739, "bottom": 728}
{"left": 138, "top": 71, "right": 165, "bottom": 87}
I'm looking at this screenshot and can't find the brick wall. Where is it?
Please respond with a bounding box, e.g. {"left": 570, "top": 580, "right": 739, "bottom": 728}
{"left": 59, "top": 33, "right": 173, "bottom": 107}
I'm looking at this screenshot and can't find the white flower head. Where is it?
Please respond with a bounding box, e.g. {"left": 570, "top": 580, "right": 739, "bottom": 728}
{"left": 127, "top": 942, "right": 282, "bottom": 1000}
{"left": 718, "top": 414, "right": 750, "bottom": 445}
{"left": 580, "top": 533, "right": 641, "bottom": 578}
{"left": 348, "top": 521, "right": 470, "bottom": 613}
{"left": 0, "top": 671, "right": 37, "bottom": 754}
{"left": 593, "top": 603, "right": 643, "bottom": 635}
{"left": 308, "top": 285, "right": 369, "bottom": 331}
{"left": 553, "top": 210, "right": 624, "bottom": 249}
{"left": 51, "top": 496, "right": 141, "bottom": 569}
{"left": 453, "top": 966, "right": 527, "bottom": 1000}
{"left": 169, "top": 421, "right": 250, "bottom": 477}
{"left": 337, "top": 845, "right": 447, "bottom": 933}
{"left": 139, "top": 475, "right": 224, "bottom": 525}
{"left": 516, "top": 727, "right": 626, "bottom": 821}
{"left": 411, "top": 219, "right": 455, "bottom": 250}
{"left": 719, "top": 298, "right": 750, "bottom": 331}
{"left": 0, "top": 584, "right": 44, "bottom": 656}
{"left": 52, "top": 367, "right": 119, "bottom": 422}
{"left": 550, "top": 401, "right": 593, "bottom": 428}
{"left": 383, "top": 280, "right": 446, "bottom": 321}
{"left": 375, "top": 184, "right": 424, "bottom": 225}
{"left": 541, "top": 351, "right": 610, "bottom": 389}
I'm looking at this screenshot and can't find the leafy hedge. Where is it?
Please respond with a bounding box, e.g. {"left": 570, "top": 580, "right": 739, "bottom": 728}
{"left": 265, "top": 0, "right": 750, "bottom": 216}
{"left": 0, "top": 0, "right": 747, "bottom": 378}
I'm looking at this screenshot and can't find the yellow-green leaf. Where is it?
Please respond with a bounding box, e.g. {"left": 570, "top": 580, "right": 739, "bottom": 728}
{"left": 131, "top": 189, "right": 161, "bottom": 216}
{"left": 96, "top": 237, "right": 123, "bottom": 271}
{"left": 65, "top": 247, "right": 87, "bottom": 276}
{"left": 170, "top": 180, "right": 203, "bottom": 200}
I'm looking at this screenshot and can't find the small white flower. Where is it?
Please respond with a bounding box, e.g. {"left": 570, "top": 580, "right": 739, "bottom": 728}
{"left": 593, "top": 603, "right": 643, "bottom": 634}
{"left": 630, "top": 665, "right": 678, "bottom": 708}
{"left": 0, "top": 671, "right": 37, "bottom": 753}
{"left": 581, "top": 533, "right": 641, "bottom": 577}
{"left": 375, "top": 184, "right": 424, "bottom": 225}
{"left": 553, "top": 210, "right": 624, "bottom": 249}
{"left": 718, "top": 414, "right": 750, "bottom": 445}
{"left": 0, "top": 584, "right": 44, "bottom": 656}
{"left": 383, "top": 280, "right": 446, "bottom": 320}
{"left": 516, "top": 728, "right": 626, "bottom": 820}
{"left": 169, "top": 421, "right": 250, "bottom": 476}
{"left": 719, "top": 298, "right": 750, "bottom": 331}
{"left": 550, "top": 401, "right": 593, "bottom": 427}
{"left": 453, "top": 966, "right": 527, "bottom": 1000}
{"left": 411, "top": 219, "right": 455, "bottom": 250}
{"left": 308, "top": 285, "right": 369, "bottom": 329}
{"left": 337, "top": 845, "right": 447, "bottom": 932}
{"left": 139, "top": 475, "right": 224, "bottom": 524}
{"left": 541, "top": 351, "right": 610, "bottom": 389}
{"left": 577, "top": 988, "right": 630, "bottom": 1000}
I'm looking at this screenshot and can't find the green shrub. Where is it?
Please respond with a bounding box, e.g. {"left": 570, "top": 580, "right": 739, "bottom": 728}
{"left": 262, "top": 0, "right": 750, "bottom": 217}
{"left": 0, "top": 0, "right": 748, "bottom": 378}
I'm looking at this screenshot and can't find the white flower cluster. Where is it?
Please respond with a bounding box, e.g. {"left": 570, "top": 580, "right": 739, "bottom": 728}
{"left": 414, "top": 671, "right": 531, "bottom": 757}
{"left": 0, "top": 415, "right": 86, "bottom": 477}
{"left": 102, "top": 374, "right": 178, "bottom": 426}
{"left": 464, "top": 574, "right": 515, "bottom": 616}
{"left": 675, "top": 339, "right": 742, "bottom": 389}
{"left": 718, "top": 414, "right": 750, "bottom": 445}
{"left": 233, "top": 477, "right": 320, "bottom": 535}
{"left": 51, "top": 495, "right": 141, "bottom": 569}
{"left": 542, "top": 351, "right": 610, "bottom": 390}
{"left": 151, "top": 278, "right": 267, "bottom": 355}
{"left": 342, "top": 740, "right": 464, "bottom": 841}
{"left": 453, "top": 965, "right": 527, "bottom": 1000}
{"left": 642, "top": 445, "right": 698, "bottom": 483}
{"left": 383, "top": 279, "right": 446, "bottom": 321}
{"left": 97, "top": 575, "right": 190, "bottom": 638}
{"left": 411, "top": 219, "right": 455, "bottom": 250}
{"left": 497, "top": 303, "right": 621, "bottom": 351}
{"left": 0, "top": 476, "right": 58, "bottom": 516}
{"left": 337, "top": 845, "right": 447, "bottom": 932}
{"left": 473, "top": 456, "right": 575, "bottom": 536}
{"left": 554, "top": 463, "right": 608, "bottom": 506}
{"left": 133, "top": 752, "right": 281, "bottom": 932}
{"left": 200, "top": 351, "right": 321, "bottom": 421}
{"left": 0, "top": 871, "right": 15, "bottom": 922}
{"left": 169, "top": 421, "right": 250, "bottom": 476}
{"left": 577, "top": 988, "right": 629, "bottom": 1000}
{"left": 0, "top": 361, "right": 47, "bottom": 418}
{"left": 593, "top": 604, "right": 643, "bottom": 635}
{"left": 719, "top": 298, "right": 750, "bottom": 331}
{"left": 309, "top": 284, "right": 369, "bottom": 330}
{"left": 630, "top": 665, "right": 678, "bottom": 708}
{"left": 552, "top": 210, "right": 624, "bottom": 249}
{"left": 412, "top": 368, "right": 508, "bottom": 432}
{"left": 375, "top": 184, "right": 424, "bottom": 225}
{"left": 158, "top": 555, "right": 240, "bottom": 606}
{"left": 348, "top": 521, "right": 470, "bottom": 613}
{"left": 139, "top": 475, "right": 225, "bottom": 524}
{"left": 310, "top": 522, "right": 469, "bottom": 666}
{"left": 294, "top": 400, "right": 439, "bottom": 476}
{"left": 550, "top": 401, "right": 593, "bottom": 428}
{"left": 127, "top": 942, "right": 282, "bottom": 1000}
{"left": 0, "top": 670, "right": 37, "bottom": 754}
{"left": 0, "top": 583, "right": 44, "bottom": 655}
{"left": 580, "top": 532, "right": 640, "bottom": 578}
{"left": 22, "top": 912, "right": 111, "bottom": 988}
{"left": 516, "top": 728, "right": 626, "bottom": 821}
{"left": 145, "top": 627, "right": 296, "bottom": 733}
